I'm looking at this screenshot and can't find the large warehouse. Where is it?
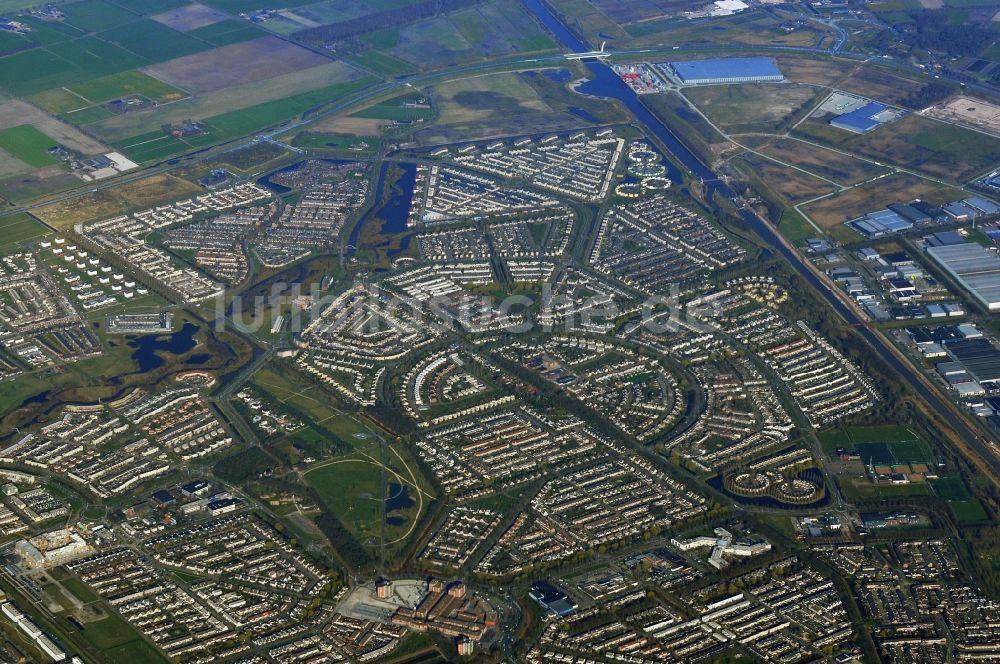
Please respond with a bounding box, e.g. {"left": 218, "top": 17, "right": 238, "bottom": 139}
{"left": 661, "top": 57, "right": 784, "bottom": 85}
{"left": 925, "top": 242, "right": 1000, "bottom": 311}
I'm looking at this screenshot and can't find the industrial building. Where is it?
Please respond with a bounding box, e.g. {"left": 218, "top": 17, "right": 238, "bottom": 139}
{"left": 660, "top": 57, "right": 784, "bottom": 85}
{"left": 925, "top": 242, "right": 1000, "bottom": 311}
{"left": 829, "top": 101, "right": 897, "bottom": 133}
{"left": 529, "top": 581, "right": 577, "bottom": 617}
{"left": 846, "top": 208, "right": 914, "bottom": 238}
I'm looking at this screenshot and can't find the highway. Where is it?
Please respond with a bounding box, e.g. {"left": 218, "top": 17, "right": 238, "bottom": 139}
{"left": 519, "top": 0, "right": 1000, "bottom": 482}
{"left": 0, "top": 0, "right": 993, "bottom": 480}
{"left": 3, "top": 0, "right": 996, "bottom": 232}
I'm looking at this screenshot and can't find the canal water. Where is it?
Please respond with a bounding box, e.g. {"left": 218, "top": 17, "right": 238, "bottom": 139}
{"left": 520, "top": 0, "right": 997, "bottom": 466}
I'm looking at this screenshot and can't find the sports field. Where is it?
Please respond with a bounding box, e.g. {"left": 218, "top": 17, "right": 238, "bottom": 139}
{"left": 0, "top": 212, "right": 50, "bottom": 251}
{"left": 819, "top": 424, "right": 932, "bottom": 463}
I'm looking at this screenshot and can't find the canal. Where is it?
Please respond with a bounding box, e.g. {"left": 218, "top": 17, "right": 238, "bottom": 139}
{"left": 521, "top": 0, "right": 1000, "bottom": 473}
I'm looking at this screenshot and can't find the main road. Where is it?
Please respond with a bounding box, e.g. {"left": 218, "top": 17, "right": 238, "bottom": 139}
{"left": 520, "top": 0, "right": 1000, "bottom": 480}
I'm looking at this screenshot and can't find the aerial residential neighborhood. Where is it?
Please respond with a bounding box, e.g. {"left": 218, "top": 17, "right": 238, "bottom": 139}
{"left": 2, "top": 0, "right": 1000, "bottom": 662}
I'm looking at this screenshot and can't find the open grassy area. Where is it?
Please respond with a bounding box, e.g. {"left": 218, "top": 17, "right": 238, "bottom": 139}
{"left": 820, "top": 424, "right": 933, "bottom": 462}
{"left": 32, "top": 173, "right": 201, "bottom": 228}
{"left": 756, "top": 137, "right": 890, "bottom": 186}
{"left": 352, "top": 92, "right": 434, "bottom": 121}
{"left": 77, "top": 61, "right": 363, "bottom": 145}
{"left": 199, "top": 76, "right": 376, "bottom": 142}
{"left": 878, "top": 482, "right": 933, "bottom": 498}
{"left": 733, "top": 153, "right": 837, "bottom": 204}
{"left": 419, "top": 64, "right": 625, "bottom": 145}
{"left": 386, "top": 0, "right": 556, "bottom": 69}
{"left": 70, "top": 71, "right": 187, "bottom": 105}
{"left": 950, "top": 499, "right": 989, "bottom": 524}
{"left": 250, "top": 364, "right": 372, "bottom": 451}
{"left": 0, "top": 212, "right": 51, "bottom": 251}
{"left": 838, "top": 66, "right": 935, "bottom": 108}
{"left": 794, "top": 113, "right": 1000, "bottom": 183}
{"left": 685, "top": 83, "right": 822, "bottom": 134}
{"left": 799, "top": 172, "right": 963, "bottom": 230}
{"left": 75, "top": 608, "right": 169, "bottom": 664}
{"left": 620, "top": 11, "right": 837, "bottom": 50}
{"left": 774, "top": 208, "right": 819, "bottom": 246}
{"left": 0, "top": 125, "right": 59, "bottom": 167}
{"left": 931, "top": 476, "right": 971, "bottom": 501}
{"left": 303, "top": 448, "right": 430, "bottom": 550}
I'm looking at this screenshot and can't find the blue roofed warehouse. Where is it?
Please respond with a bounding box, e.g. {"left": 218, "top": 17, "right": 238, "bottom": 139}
{"left": 661, "top": 57, "right": 784, "bottom": 85}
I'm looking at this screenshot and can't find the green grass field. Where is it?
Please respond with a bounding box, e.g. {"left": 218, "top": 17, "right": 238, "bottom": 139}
{"left": 0, "top": 212, "right": 50, "bottom": 251}
{"left": 98, "top": 19, "right": 212, "bottom": 61}
{"left": 30, "top": 88, "right": 92, "bottom": 115}
{"left": 878, "top": 482, "right": 933, "bottom": 498}
{"left": 203, "top": 76, "right": 376, "bottom": 141}
{"left": 114, "top": 131, "right": 189, "bottom": 163}
{"left": 352, "top": 93, "right": 434, "bottom": 121}
{"left": 0, "top": 125, "right": 59, "bottom": 167}
{"left": 794, "top": 114, "right": 1000, "bottom": 184}
{"left": 187, "top": 19, "right": 267, "bottom": 46}
{"left": 70, "top": 71, "right": 186, "bottom": 104}
{"left": 931, "top": 476, "right": 971, "bottom": 501}
{"left": 305, "top": 459, "right": 386, "bottom": 535}
{"left": 61, "top": 576, "right": 100, "bottom": 604}
{"left": 346, "top": 51, "right": 416, "bottom": 78}
{"left": 61, "top": 105, "right": 117, "bottom": 126}
{"left": 61, "top": 0, "right": 139, "bottom": 33}
{"left": 820, "top": 424, "right": 930, "bottom": 460}
{"left": 950, "top": 499, "right": 989, "bottom": 524}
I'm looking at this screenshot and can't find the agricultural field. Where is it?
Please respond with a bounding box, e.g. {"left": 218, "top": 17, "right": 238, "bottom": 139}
{"left": 343, "top": 50, "right": 416, "bottom": 78}
{"left": 31, "top": 72, "right": 186, "bottom": 117}
{"left": 684, "top": 83, "right": 823, "bottom": 134}
{"left": 793, "top": 113, "right": 1000, "bottom": 183}
{"left": 142, "top": 37, "right": 332, "bottom": 95}
{"left": 151, "top": 2, "right": 230, "bottom": 31}
{"left": 0, "top": 125, "right": 59, "bottom": 168}
{"left": 0, "top": 100, "right": 108, "bottom": 156}
{"left": 186, "top": 18, "right": 268, "bottom": 46}
{"left": 385, "top": 1, "right": 556, "bottom": 69}
{"left": 799, "top": 172, "right": 963, "bottom": 229}
{"left": 755, "top": 137, "right": 891, "bottom": 186}
{"left": 86, "top": 63, "right": 367, "bottom": 145}
{"left": 546, "top": 0, "right": 629, "bottom": 45}
{"left": 97, "top": 19, "right": 213, "bottom": 62}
